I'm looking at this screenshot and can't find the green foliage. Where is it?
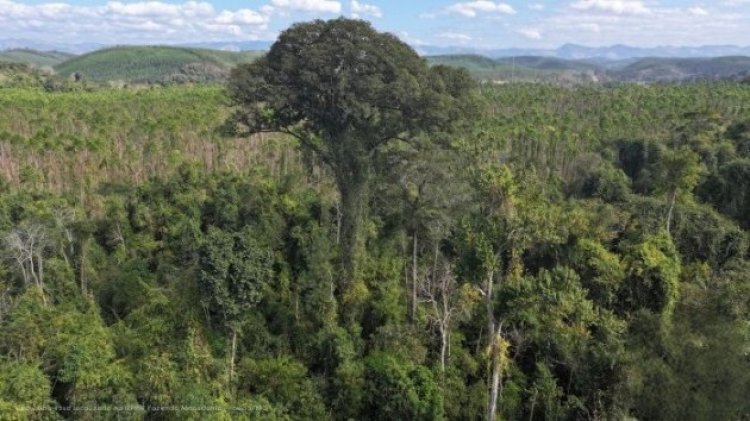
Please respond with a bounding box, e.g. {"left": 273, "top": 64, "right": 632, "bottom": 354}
{"left": 620, "top": 232, "right": 681, "bottom": 323}
{"left": 568, "top": 158, "right": 631, "bottom": 202}
{"left": 652, "top": 148, "right": 703, "bottom": 195}
{"left": 527, "top": 363, "right": 576, "bottom": 420}
{"left": 238, "top": 356, "right": 327, "bottom": 420}
{"left": 362, "top": 353, "right": 444, "bottom": 421}
{"left": 700, "top": 158, "right": 750, "bottom": 228}
{"left": 571, "top": 238, "right": 626, "bottom": 308}
{"left": 621, "top": 267, "right": 750, "bottom": 420}
{"left": 198, "top": 226, "right": 274, "bottom": 329}
{"left": 501, "top": 267, "right": 626, "bottom": 416}
{"left": 0, "top": 359, "right": 55, "bottom": 415}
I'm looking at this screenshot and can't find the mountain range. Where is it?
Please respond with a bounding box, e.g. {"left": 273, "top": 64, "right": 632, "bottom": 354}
{"left": 3, "top": 38, "right": 750, "bottom": 60}
{"left": 2, "top": 45, "right": 750, "bottom": 85}
{"left": 416, "top": 44, "right": 750, "bottom": 60}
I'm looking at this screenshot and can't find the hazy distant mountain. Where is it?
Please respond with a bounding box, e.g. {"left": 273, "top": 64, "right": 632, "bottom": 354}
{"left": 552, "top": 44, "right": 750, "bottom": 60}
{"left": 182, "top": 41, "right": 273, "bottom": 52}
{"left": 0, "top": 49, "right": 74, "bottom": 67}
{"left": 0, "top": 39, "right": 104, "bottom": 54}
{"left": 419, "top": 43, "right": 750, "bottom": 60}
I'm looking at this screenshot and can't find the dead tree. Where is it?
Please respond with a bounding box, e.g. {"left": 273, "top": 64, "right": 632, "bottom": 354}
{"left": 3, "top": 224, "right": 49, "bottom": 304}
{"left": 419, "top": 260, "right": 475, "bottom": 374}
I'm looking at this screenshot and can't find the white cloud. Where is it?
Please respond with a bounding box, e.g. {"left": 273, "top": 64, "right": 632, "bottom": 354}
{"left": 0, "top": 0, "right": 271, "bottom": 43}
{"left": 517, "top": 27, "right": 542, "bottom": 39}
{"left": 216, "top": 9, "right": 268, "bottom": 25}
{"left": 688, "top": 6, "right": 709, "bottom": 16}
{"left": 105, "top": 1, "right": 209, "bottom": 17}
{"left": 445, "top": 1, "right": 516, "bottom": 18}
{"left": 577, "top": 22, "right": 601, "bottom": 32}
{"left": 437, "top": 32, "right": 473, "bottom": 42}
{"left": 269, "top": 0, "right": 341, "bottom": 14}
{"left": 535, "top": 3, "right": 745, "bottom": 47}
{"left": 529, "top": 3, "right": 545, "bottom": 10}
{"left": 350, "top": 0, "right": 382, "bottom": 18}
{"left": 571, "top": 0, "right": 651, "bottom": 15}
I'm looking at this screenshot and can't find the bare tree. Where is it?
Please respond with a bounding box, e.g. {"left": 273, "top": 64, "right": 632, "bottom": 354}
{"left": 419, "top": 259, "right": 476, "bottom": 374}
{"left": 3, "top": 224, "right": 50, "bottom": 305}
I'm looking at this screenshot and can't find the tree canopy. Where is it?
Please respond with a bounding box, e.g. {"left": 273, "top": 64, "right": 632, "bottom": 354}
{"left": 227, "top": 18, "right": 476, "bottom": 291}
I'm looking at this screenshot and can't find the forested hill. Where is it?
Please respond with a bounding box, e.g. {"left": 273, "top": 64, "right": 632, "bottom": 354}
{"left": 53, "top": 46, "right": 261, "bottom": 83}
{"left": 617, "top": 56, "right": 750, "bottom": 82}
{"left": 426, "top": 54, "right": 605, "bottom": 83}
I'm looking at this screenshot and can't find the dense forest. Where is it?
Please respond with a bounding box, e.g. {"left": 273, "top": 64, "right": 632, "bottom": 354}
{"left": 0, "top": 19, "right": 749, "bottom": 420}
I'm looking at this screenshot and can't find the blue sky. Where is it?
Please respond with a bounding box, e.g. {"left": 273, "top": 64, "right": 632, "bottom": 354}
{"left": 1, "top": 0, "right": 749, "bottom": 48}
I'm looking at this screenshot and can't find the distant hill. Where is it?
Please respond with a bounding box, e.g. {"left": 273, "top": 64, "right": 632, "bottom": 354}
{"left": 0, "top": 38, "right": 104, "bottom": 54}
{"left": 0, "top": 49, "right": 74, "bottom": 68}
{"left": 5, "top": 43, "right": 744, "bottom": 85}
{"left": 419, "top": 43, "right": 750, "bottom": 60}
{"left": 426, "top": 54, "right": 605, "bottom": 83}
{"left": 616, "top": 56, "right": 750, "bottom": 82}
{"left": 54, "top": 46, "right": 262, "bottom": 83}
{"left": 427, "top": 54, "right": 750, "bottom": 84}
{"left": 494, "top": 56, "right": 600, "bottom": 72}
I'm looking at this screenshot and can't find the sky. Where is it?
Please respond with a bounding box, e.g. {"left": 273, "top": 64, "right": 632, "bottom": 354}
{"left": 1, "top": 0, "right": 750, "bottom": 49}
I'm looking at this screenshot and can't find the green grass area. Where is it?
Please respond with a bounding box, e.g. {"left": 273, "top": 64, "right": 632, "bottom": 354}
{"left": 54, "top": 45, "right": 262, "bottom": 83}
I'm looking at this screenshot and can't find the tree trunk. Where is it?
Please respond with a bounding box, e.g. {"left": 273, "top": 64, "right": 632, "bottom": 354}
{"left": 485, "top": 270, "right": 498, "bottom": 421}
{"left": 335, "top": 200, "right": 341, "bottom": 245}
{"left": 528, "top": 387, "right": 538, "bottom": 421}
{"left": 488, "top": 342, "right": 501, "bottom": 421}
{"left": 229, "top": 328, "right": 237, "bottom": 383}
{"left": 432, "top": 241, "right": 439, "bottom": 283}
{"left": 666, "top": 188, "right": 677, "bottom": 234}
{"left": 80, "top": 241, "right": 86, "bottom": 295}
{"left": 410, "top": 227, "right": 418, "bottom": 323}
{"left": 336, "top": 166, "right": 370, "bottom": 289}
{"left": 487, "top": 325, "right": 505, "bottom": 421}
{"left": 16, "top": 257, "right": 29, "bottom": 286}
{"left": 439, "top": 325, "right": 447, "bottom": 374}
{"left": 37, "top": 253, "right": 43, "bottom": 291}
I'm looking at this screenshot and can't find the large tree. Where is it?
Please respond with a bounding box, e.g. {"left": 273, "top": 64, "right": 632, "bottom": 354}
{"left": 227, "top": 18, "right": 475, "bottom": 288}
